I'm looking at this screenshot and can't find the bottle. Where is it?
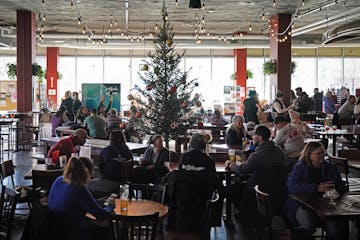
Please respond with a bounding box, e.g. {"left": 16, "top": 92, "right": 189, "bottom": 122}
{"left": 249, "top": 141, "right": 256, "bottom": 151}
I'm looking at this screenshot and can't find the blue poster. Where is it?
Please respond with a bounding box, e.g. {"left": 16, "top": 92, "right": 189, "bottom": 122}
{"left": 82, "top": 83, "right": 121, "bottom": 112}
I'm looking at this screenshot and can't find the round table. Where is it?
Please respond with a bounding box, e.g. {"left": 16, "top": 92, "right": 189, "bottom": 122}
{"left": 114, "top": 199, "right": 168, "bottom": 219}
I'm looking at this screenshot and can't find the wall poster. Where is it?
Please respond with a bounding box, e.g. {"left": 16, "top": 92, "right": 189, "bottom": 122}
{"left": 82, "top": 83, "right": 121, "bottom": 112}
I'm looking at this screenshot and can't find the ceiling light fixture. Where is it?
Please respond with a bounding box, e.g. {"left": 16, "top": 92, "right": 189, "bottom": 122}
{"left": 189, "top": 0, "right": 202, "bottom": 9}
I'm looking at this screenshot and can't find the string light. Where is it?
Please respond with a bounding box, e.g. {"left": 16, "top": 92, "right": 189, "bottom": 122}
{"left": 202, "top": 2, "right": 205, "bottom": 10}
{"left": 175, "top": 0, "right": 178, "bottom": 7}
{"left": 165, "top": 13, "right": 168, "bottom": 20}
{"left": 82, "top": 27, "right": 86, "bottom": 34}
{"left": 155, "top": 24, "right": 158, "bottom": 30}
{"left": 232, "top": 34, "right": 235, "bottom": 40}
{"left": 302, "top": 0, "right": 305, "bottom": 6}
{"left": 249, "top": 24, "right": 252, "bottom": 32}
{"left": 88, "top": 34, "right": 91, "bottom": 41}
{"left": 273, "top": 0, "right": 276, "bottom": 7}
{"left": 77, "top": 17, "right": 81, "bottom": 25}
{"left": 42, "top": 0, "right": 45, "bottom": 7}
{"left": 42, "top": 14, "right": 46, "bottom": 21}
{"left": 262, "top": 13, "right": 265, "bottom": 20}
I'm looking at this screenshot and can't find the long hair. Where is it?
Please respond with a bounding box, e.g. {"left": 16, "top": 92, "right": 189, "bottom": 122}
{"left": 299, "top": 142, "right": 324, "bottom": 167}
{"left": 63, "top": 157, "right": 91, "bottom": 186}
{"left": 109, "top": 130, "right": 126, "bottom": 148}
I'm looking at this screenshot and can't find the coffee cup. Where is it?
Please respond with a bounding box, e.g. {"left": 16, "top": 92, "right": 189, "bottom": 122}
{"left": 45, "top": 157, "right": 52, "bottom": 165}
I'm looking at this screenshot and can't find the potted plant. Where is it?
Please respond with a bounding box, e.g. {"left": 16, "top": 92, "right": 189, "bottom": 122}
{"left": 45, "top": 70, "right": 63, "bottom": 80}
{"left": 231, "top": 69, "right": 254, "bottom": 80}
{"left": 263, "top": 60, "right": 277, "bottom": 75}
{"left": 6, "top": 63, "right": 16, "bottom": 80}
{"left": 291, "top": 61, "right": 297, "bottom": 74}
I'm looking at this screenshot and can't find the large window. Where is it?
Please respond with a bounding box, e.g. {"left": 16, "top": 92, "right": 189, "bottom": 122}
{"left": 344, "top": 57, "right": 360, "bottom": 94}
{"left": 58, "top": 57, "right": 76, "bottom": 100}
{"left": 292, "top": 57, "right": 317, "bottom": 95}
{"left": 318, "top": 57, "right": 342, "bottom": 92}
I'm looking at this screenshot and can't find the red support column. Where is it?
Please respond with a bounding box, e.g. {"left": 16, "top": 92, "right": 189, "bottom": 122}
{"left": 269, "top": 14, "right": 292, "bottom": 106}
{"left": 46, "top": 47, "right": 59, "bottom": 109}
{"left": 234, "top": 49, "right": 247, "bottom": 114}
{"left": 16, "top": 10, "right": 36, "bottom": 112}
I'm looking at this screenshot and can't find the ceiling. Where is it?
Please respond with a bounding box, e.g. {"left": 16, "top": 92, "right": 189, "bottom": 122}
{"left": 0, "top": 0, "right": 360, "bottom": 49}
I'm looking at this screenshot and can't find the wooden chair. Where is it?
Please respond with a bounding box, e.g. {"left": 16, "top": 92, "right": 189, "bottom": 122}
{"left": 0, "top": 186, "right": 20, "bottom": 240}
{"left": 328, "top": 155, "right": 350, "bottom": 191}
{"left": 338, "top": 149, "right": 360, "bottom": 160}
{"left": 254, "top": 185, "right": 291, "bottom": 240}
{"left": 111, "top": 212, "right": 159, "bottom": 240}
{"left": 129, "top": 183, "right": 166, "bottom": 204}
{"left": 32, "top": 169, "right": 63, "bottom": 192}
{"left": 120, "top": 160, "right": 134, "bottom": 183}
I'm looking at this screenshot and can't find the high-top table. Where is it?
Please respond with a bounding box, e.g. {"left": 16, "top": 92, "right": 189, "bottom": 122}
{"left": 318, "top": 129, "right": 358, "bottom": 155}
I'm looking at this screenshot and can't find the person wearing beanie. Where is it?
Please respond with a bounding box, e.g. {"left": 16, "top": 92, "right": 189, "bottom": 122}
{"left": 243, "top": 90, "right": 260, "bottom": 124}
{"left": 225, "top": 125, "right": 287, "bottom": 224}
{"left": 178, "top": 133, "right": 216, "bottom": 173}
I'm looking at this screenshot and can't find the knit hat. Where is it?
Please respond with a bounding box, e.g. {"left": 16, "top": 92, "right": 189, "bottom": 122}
{"left": 254, "top": 125, "right": 271, "bottom": 140}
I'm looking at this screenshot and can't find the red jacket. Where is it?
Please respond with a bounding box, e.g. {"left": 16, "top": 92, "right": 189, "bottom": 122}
{"left": 47, "top": 136, "right": 77, "bottom": 165}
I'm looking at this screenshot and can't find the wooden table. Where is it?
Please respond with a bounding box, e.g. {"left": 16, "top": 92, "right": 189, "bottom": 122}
{"left": 114, "top": 199, "right": 168, "bottom": 218}
{"left": 304, "top": 138, "right": 322, "bottom": 144}
{"left": 318, "top": 129, "right": 357, "bottom": 155}
{"left": 55, "top": 126, "right": 76, "bottom": 136}
{"left": 24, "top": 164, "right": 63, "bottom": 179}
{"left": 41, "top": 137, "right": 147, "bottom": 156}
{"left": 290, "top": 194, "right": 360, "bottom": 219}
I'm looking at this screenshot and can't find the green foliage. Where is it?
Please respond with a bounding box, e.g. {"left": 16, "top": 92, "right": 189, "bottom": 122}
{"left": 6, "top": 63, "right": 45, "bottom": 81}
{"left": 132, "top": 2, "right": 200, "bottom": 147}
{"left": 263, "top": 60, "right": 277, "bottom": 75}
{"left": 263, "top": 60, "right": 297, "bottom": 75}
{"left": 6, "top": 63, "right": 16, "bottom": 80}
{"left": 45, "top": 70, "right": 63, "bottom": 80}
{"left": 246, "top": 69, "right": 253, "bottom": 79}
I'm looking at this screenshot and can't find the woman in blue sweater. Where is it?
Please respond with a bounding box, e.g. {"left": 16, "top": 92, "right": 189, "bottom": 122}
{"left": 286, "top": 142, "right": 348, "bottom": 240}
{"left": 48, "top": 157, "right": 112, "bottom": 240}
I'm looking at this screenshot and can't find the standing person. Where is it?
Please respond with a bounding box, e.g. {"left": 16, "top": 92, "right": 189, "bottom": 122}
{"left": 98, "top": 95, "right": 113, "bottom": 119}
{"left": 210, "top": 110, "right": 227, "bottom": 126}
{"left": 323, "top": 91, "right": 336, "bottom": 114}
{"left": 84, "top": 109, "right": 107, "bottom": 139}
{"left": 290, "top": 90, "right": 297, "bottom": 103}
{"left": 286, "top": 142, "right": 348, "bottom": 240}
{"left": 75, "top": 106, "right": 89, "bottom": 124}
{"left": 295, "top": 87, "right": 313, "bottom": 113}
{"left": 338, "top": 95, "right": 356, "bottom": 126}
{"left": 226, "top": 115, "right": 247, "bottom": 149}
{"left": 225, "top": 126, "right": 288, "bottom": 224}
{"left": 330, "top": 88, "right": 338, "bottom": 105}
{"left": 243, "top": 90, "right": 260, "bottom": 124}
{"left": 273, "top": 115, "right": 304, "bottom": 171}
{"left": 51, "top": 106, "right": 69, "bottom": 137}
{"left": 354, "top": 97, "right": 360, "bottom": 124}
{"left": 72, "top": 92, "right": 82, "bottom": 119}
{"left": 47, "top": 157, "right": 112, "bottom": 240}
{"left": 272, "top": 91, "right": 292, "bottom": 118}
{"left": 312, "top": 88, "right": 323, "bottom": 112}
{"left": 60, "top": 91, "right": 74, "bottom": 121}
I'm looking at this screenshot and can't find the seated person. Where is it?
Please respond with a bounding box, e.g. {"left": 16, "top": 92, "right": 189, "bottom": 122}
{"left": 225, "top": 126, "right": 288, "bottom": 224}
{"left": 338, "top": 95, "right": 356, "bottom": 126}
{"left": 273, "top": 115, "right": 304, "bottom": 171}
{"left": 131, "top": 135, "right": 169, "bottom": 184}
{"left": 272, "top": 91, "right": 292, "bottom": 118}
{"left": 210, "top": 110, "right": 228, "bottom": 126}
{"left": 166, "top": 135, "right": 223, "bottom": 236}
{"left": 51, "top": 106, "right": 69, "bottom": 137}
{"left": 105, "top": 108, "right": 122, "bottom": 131}
{"left": 48, "top": 157, "right": 112, "bottom": 240}
{"left": 75, "top": 106, "right": 89, "bottom": 124}
{"left": 288, "top": 109, "right": 312, "bottom": 138}
{"left": 226, "top": 115, "right": 248, "bottom": 149}
{"left": 88, "top": 130, "right": 133, "bottom": 194}
{"left": 84, "top": 109, "right": 107, "bottom": 139}
{"left": 180, "top": 133, "right": 216, "bottom": 173}
{"left": 286, "top": 142, "right": 348, "bottom": 239}
{"left": 47, "top": 129, "right": 87, "bottom": 166}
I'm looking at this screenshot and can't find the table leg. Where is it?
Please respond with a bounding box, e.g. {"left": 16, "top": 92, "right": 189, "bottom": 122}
{"left": 332, "top": 135, "right": 336, "bottom": 156}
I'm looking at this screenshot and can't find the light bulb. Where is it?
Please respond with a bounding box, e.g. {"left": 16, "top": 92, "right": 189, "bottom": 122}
{"left": 302, "top": 0, "right": 305, "bottom": 6}
{"left": 175, "top": 0, "right": 178, "bottom": 6}
{"left": 262, "top": 13, "right": 265, "bottom": 20}
{"left": 82, "top": 27, "right": 85, "bottom": 34}
{"left": 202, "top": 2, "right": 205, "bottom": 10}
{"left": 155, "top": 24, "right": 158, "bottom": 30}
{"left": 232, "top": 34, "right": 235, "bottom": 40}
{"left": 249, "top": 25, "right": 252, "bottom": 31}
{"left": 273, "top": 0, "right": 276, "bottom": 7}
{"left": 42, "top": 0, "right": 45, "bottom": 7}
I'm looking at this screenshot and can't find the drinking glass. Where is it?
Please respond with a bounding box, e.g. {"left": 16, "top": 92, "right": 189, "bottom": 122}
{"left": 228, "top": 149, "right": 235, "bottom": 162}
{"left": 332, "top": 126, "right": 337, "bottom": 131}
{"left": 324, "top": 189, "right": 339, "bottom": 205}
{"left": 119, "top": 184, "right": 129, "bottom": 211}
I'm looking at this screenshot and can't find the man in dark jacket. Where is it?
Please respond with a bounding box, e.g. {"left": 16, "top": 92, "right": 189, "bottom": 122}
{"left": 312, "top": 88, "right": 323, "bottom": 112}
{"left": 225, "top": 125, "right": 288, "bottom": 223}
{"left": 295, "top": 87, "right": 313, "bottom": 113}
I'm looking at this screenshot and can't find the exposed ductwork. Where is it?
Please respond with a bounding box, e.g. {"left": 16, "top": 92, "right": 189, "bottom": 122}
{"left": 322, "top": 20, "right": 360, "bottom": 44}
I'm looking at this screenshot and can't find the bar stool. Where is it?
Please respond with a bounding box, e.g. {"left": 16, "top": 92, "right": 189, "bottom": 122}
{"left": 0, "top": 124, "right": 11, "bottom": 158}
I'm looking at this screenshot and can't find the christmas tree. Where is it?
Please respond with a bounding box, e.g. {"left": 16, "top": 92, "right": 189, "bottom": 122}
{"left": 130, "top": 2, "right": 201, "bottom": 148}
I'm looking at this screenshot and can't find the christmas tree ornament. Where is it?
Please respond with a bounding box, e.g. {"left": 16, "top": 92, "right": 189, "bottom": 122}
{"left": 194, "top": 82, "right": 199, "bottom": 87}
{"left": 181, "top": 101, "right": 188, "bottom": 108}
{"left": 194, "top": 93, "right": 200, "bottom": 99}
{"left": 142, "top": 64, "right": 149, "bottom": 71}
{"left": 169, "top": 86, "right": 177, "bottom": 94}
{"left": 146, "top": 84, "right": 153, "bottom": 91}
{"left": 119, "top": 123, "right": 125, "bottom": 129}
{"left": 196, "top": 100, "right": 202, "bottom": 107}
{"left": 170, "top": 122, "right": 178, "bottom": 129}
{"left": 181, "top": 78, "right": 186, "bottom": 84}
{"left": 127, "top": 94, "right": 133, "bottom": 100}
{"left": 136, "top": 112, "right": 142, "bottom": 118}
{"left": 166, "top": 39, "right": 173, "bottom": 46}
{"left": 197, "top": 121, "right": 204, "bottom": 129}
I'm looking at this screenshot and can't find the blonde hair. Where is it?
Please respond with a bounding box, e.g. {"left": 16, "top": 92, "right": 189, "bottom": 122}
{"left": 299, "top": 142, "right": 324, "bottom": 167}
{"left": 289, "top": 109, "right": 300, "bottom": 122}
{"left": 63, "top": 157, "right": 92, "bottom": 186}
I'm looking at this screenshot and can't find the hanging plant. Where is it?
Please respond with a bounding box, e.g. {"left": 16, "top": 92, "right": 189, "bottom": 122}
{"left": 45, "top": 70, "right": 63, "bottom": 80}
{"left": 263, "top": 60, "right": 277, "bottom": 75}
{"left": 6, "top": 63, "right": 16, "bottom": 80}
{"left": 6, "top": 63, "right": 45, "bottom": 81}
{"left": 231, "top": 69, "right": 254, "bottom": 80}
{"left": 246, "top": 69, "right": 253, "bottom": 79}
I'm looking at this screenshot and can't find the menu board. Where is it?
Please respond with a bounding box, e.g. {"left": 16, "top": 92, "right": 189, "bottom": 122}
{"left": 0, "top": 80, "right": 16, "bottom": 111}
